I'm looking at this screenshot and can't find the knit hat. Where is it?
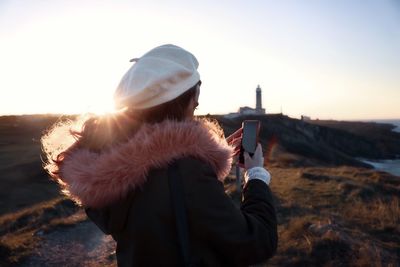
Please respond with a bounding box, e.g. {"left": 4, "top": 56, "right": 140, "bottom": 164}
{"left": 114, "top": 44, "right": 200, "bottom": 110}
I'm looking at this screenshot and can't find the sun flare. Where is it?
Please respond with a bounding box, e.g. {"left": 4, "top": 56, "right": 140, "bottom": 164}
{"left": 86, "top": 99, "right": 117, "bottom": 116}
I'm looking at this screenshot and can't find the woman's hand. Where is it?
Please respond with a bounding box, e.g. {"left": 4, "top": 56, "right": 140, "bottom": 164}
{"left": 226, "top": 127, "right": 243, "bottom": 157}
{"left": 244, "top": 143, "right": 271, "bottom": 185}
{"left": 244, "top": 143, "right": 264, "bottom": 170}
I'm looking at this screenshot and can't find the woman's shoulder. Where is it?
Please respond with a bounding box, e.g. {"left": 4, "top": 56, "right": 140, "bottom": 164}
{"left": 172, "top": 156, "right": 226, "bottom": 185}
{"left": 175, "top": 156, "right": 215, "bottom": 172}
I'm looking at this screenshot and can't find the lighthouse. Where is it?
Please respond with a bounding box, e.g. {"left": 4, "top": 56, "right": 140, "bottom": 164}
{"left": 236, "top": 84, "right": 266, "bottom": 116}
{"left": 255, "top": 85, "right": 265, "bottom": 114}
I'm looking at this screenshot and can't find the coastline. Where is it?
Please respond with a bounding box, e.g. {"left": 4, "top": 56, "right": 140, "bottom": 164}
{"left": 371, "top": 119, "right": 400, "bottom": 133}
{"left": 361, "top": 159, "right": 400, "bottom": 177}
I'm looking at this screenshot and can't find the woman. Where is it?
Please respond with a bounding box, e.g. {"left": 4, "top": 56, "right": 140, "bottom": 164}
{"left": 42, "top": 44, "right": 277, "bottom": 266}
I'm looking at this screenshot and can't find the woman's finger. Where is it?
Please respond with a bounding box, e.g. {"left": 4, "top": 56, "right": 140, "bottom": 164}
{"left": 230, "top": 137, "right": 242, "bottom": 147}
{"left": 254, "top": 143, "right": 263, "bottom": 157}
{"left": 226, "top": 128, "right": 243, "bottom": 143}
{"left": 233, "top": 150, "right": 240, "bottom": 157}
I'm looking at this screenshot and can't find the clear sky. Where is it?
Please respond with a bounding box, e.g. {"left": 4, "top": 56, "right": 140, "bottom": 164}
{"left": 1, "top": 0, "right": 399, "bottom": 120}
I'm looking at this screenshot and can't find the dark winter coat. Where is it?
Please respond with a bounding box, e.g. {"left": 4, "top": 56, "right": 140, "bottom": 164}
{"left": 58, "top": 118, "right": 278, "bottom": 266}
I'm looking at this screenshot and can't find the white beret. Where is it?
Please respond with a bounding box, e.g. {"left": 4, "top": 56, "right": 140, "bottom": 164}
{"left": 114, "top": 44, "right": 200, "bottom": 110}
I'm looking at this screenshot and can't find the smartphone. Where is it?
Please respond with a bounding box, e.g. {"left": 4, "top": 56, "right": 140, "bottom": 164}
{"left": 239, "top": 120, "right": 261, "bottom": 166}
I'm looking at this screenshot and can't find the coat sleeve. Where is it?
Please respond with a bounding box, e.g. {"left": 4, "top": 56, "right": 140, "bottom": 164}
{"left": 181, "top": 158, "right": 278, "bottom": 266}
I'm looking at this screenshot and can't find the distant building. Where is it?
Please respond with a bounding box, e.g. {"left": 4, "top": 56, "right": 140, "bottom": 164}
{"left": 238, "top": 85, "right": 265, "bottom": 115}
{"left": 239, "top": 106, "right": 256, "bottom": 115}
{"left": 301, "top": 115, "right": 311, "bottom": 121}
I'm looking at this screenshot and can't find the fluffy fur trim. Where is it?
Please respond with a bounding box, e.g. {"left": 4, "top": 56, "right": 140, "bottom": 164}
{"left": 59, "top": 118, "right": 234, "bottom": 208}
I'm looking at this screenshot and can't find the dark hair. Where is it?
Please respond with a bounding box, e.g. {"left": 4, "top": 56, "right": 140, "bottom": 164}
{"left": 45, "top": 81, "right": 200, "bottom": 159}
{"left": 128, "top": 81, "right": 200, "bottom": 124}
{"left": 42, "top": 81, "right": 200, "bottom": 180}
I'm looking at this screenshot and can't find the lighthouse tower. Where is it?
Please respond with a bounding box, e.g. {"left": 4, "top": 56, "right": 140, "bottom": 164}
{"left": 255, "top": 85, "right": 265, "bottom": 114}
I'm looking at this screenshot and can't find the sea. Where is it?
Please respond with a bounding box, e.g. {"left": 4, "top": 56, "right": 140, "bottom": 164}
{"left": 371, "top": 119, "right": 400, "bottom": 133}
{"left": 360, "top": 119, "right": 400, "bottom": 177}
{"left": 362, "top": 159, "right": 400, "bottom": 177}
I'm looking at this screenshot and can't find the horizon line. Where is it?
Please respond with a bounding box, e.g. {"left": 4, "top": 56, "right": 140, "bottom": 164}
{"left": 0, "top": 112, "right": 399, "bottom": 122}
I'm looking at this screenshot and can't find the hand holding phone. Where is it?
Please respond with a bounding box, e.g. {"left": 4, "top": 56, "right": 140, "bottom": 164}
{"left": 238, "top": 120, "right": 261, "bottom": 168}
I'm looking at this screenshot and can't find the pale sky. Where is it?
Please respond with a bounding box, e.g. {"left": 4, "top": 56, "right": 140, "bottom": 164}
{"left": 1, "top": 0, "right": 399, "bottom": 120}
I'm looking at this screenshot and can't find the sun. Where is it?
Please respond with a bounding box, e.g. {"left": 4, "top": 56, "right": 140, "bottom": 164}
{"left": 87, "top": 98, "right": 118, "bottom": 115}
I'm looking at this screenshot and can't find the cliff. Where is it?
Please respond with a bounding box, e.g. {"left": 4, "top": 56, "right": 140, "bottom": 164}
{"left": 209, "top": 114, "right": 400, "bottom": 168}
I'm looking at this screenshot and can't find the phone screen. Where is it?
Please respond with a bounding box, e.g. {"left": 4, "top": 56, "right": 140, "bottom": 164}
{"left": 239, "top": 120, "right": 260, "bottom": 165}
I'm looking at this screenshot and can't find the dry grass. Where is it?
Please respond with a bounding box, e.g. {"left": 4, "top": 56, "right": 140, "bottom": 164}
{"left": 342, "top": 197, "right": 400, "bottom": 232}
{"left": 0, "top": 229, "right": 40, "bottom": 265}
{"left": 25, "top": 234, "right": 116, "bottom": 267}
{"left": 0, "top": 197, "right": 79, "bottom": 234}
{"left": 1, "top": 153, "right": 399, "bottom": 266}
{"left": 264, "top": 163, "right": 400, "bottom": 267}
{"left": 0, "top": 197, "right": 81, "bottom": 265}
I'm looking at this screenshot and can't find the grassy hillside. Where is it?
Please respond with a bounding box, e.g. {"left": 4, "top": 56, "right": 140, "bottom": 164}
{"left": 2, "top": 166, "right": 398, "bottom": 266}
{"left": 266, "top": 166, "right": 399, "bottom": 266}
{"left": 0, "top": 114, "right": 399, "bottom": 266}
{"left": 308, "top": 119, "right": 400, "bottom": 159}
{"left": 0, "top": 115, "right": 62, "bottom": 215}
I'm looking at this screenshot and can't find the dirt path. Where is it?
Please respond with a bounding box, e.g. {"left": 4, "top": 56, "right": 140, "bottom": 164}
{"left": 21, "top": 219, "right": 117, "bottom": 267}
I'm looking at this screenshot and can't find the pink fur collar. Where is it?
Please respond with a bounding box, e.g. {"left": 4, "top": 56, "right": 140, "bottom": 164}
{"left": 59, "top": 118, "right": 234, "bottom": 208}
